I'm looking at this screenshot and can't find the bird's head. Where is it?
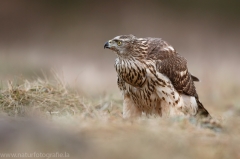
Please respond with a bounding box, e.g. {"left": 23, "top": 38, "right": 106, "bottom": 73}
{"left": 104, "top": 35, "right": 136, "bottom": 56}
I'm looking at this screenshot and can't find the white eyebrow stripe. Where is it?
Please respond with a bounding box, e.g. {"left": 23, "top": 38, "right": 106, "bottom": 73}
{"left": 113, "top": 38, "right": 128, "bottom": 42}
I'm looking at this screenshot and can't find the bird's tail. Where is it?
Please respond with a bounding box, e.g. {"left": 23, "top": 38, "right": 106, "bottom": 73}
{"left": 195, "top": 98, "right": 223, "bottom": 131}
{"left": 195, "top": 98, "right": 211, "bottom": 119}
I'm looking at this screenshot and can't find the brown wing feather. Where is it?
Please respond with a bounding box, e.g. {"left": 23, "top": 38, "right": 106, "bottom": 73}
{"left": 145, "top": 38, "right": 198, "bottom": 97}
{"left": 191, "top": 74, "right": 200, "bottom": 82}
{"left": 146, "top": 38, "right": 200, "bottom": 82}
{"left": 146, "top": 39, "right": 210, "bottom": 118}
{"left": 155, "top": 55, "right": 198, "bottom": 98}
{"left": 146, "top": 38, "right": 176, "bottom": 60}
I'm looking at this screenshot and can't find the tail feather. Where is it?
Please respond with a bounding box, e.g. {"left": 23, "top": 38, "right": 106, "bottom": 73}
{"left": 195, "top": 98, "right": 211, "bottom": 119}
{"left": 195, "top": 98, "right": 222, "bottom": 131}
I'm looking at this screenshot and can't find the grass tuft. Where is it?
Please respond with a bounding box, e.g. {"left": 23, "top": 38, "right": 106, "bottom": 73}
{"left": 0, "top": 71, "right": 85, "bottom": 117}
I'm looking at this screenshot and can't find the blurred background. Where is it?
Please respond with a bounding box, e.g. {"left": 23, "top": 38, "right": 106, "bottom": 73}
{"left": 0, "top": 2, "right": 240, "bottom": 158}
{"left": 0, "top": 0, "right": 240, "bottom": 100}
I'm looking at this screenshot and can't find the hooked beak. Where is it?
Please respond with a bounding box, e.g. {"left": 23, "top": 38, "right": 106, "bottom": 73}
{"left": 104, "top": 41, "right": 110, "bottom": 49}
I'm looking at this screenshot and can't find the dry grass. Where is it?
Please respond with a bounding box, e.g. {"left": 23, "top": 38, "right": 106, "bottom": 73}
{"left": 0, "top": 71, "right": 239, "bottom": 159}
{"left": 0, "top": 71, "right": 85, "bottom": 117}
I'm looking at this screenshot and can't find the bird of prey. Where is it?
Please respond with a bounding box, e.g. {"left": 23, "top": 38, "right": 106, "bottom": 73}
{"left": 104, "top": 35, "right": 211, "bottom": 119}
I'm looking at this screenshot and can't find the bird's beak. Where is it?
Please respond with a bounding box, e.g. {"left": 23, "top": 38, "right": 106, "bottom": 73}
{"left": 104, "top": 41, "right": 110, "bottom": 49}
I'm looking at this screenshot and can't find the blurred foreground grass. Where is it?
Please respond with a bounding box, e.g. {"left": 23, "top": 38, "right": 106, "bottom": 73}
{"left": 0, "top": 71, "right": 239, "bottom": 159}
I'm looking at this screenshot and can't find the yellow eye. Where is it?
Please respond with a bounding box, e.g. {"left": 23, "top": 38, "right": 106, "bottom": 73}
{"left": 117, "top": 41, "right": 122, "bottom": 46}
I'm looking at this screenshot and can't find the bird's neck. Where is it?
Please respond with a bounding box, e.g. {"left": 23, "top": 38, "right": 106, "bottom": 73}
{"left": 117, "top": 51, "right": 146, "bottom": 61}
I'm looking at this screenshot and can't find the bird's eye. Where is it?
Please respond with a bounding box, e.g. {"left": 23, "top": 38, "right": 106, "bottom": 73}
{"left": 117, "top": 41, "right": 122, "bottom": 46}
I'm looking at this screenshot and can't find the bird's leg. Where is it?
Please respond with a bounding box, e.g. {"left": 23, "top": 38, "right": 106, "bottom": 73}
{"left": 122, "top": 93, "right": 142, "bottom": 119}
